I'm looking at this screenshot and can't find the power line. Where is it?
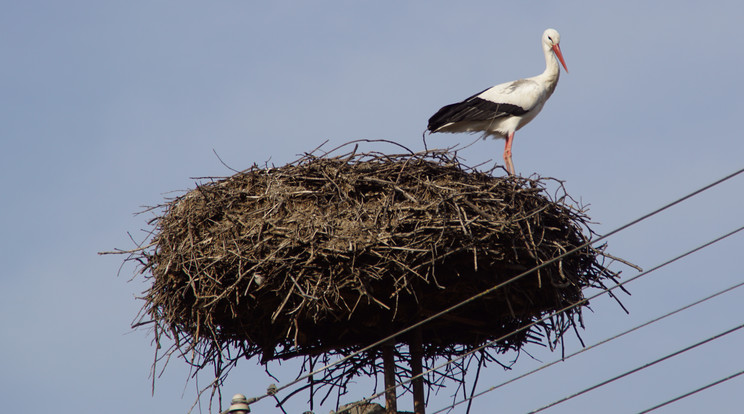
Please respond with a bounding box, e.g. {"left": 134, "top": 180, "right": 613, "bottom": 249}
{"left": 338, "top": 225, "right": 744, "bottom": 414}
{"left": 245, "top": 166, "right": 744, "bottom": 408}
{"left": 527, "top": 323, "right": 744, "bottom": 413}
{"left": 637, "top": 369, "right": 744, "bottom": 413}
{"left": 430, "top": 279, "right": 744, "bottom": 414}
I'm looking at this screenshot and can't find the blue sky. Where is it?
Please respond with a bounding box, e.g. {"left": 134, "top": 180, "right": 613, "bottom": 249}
{"left": 2, "top": 1, "right": 743, "bottom": 413}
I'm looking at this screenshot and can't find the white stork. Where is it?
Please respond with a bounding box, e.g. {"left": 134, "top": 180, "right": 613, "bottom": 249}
{"left": 427, "top": 28, "right": 568, "bottom": 175}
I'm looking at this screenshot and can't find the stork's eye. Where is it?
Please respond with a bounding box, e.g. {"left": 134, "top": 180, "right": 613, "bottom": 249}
{"left": 547, "top": 36, "right": 553, "bottom": 42}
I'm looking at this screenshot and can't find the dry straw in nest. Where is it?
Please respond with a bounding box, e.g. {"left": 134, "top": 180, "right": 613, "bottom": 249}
{"left": 124, "top": 142, "right": 632, "bottom": 407}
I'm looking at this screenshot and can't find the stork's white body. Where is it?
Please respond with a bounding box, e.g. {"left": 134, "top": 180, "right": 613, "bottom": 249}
{"left": 427, "top": 29, "right": 568, "bottom": 175}
{"left": 438, "top": 76, "right": 559, "bottom": 139}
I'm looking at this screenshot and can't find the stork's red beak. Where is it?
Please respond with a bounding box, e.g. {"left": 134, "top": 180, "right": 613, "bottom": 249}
{"left": 552, "top": 44, "right": 568, "bottom": 73}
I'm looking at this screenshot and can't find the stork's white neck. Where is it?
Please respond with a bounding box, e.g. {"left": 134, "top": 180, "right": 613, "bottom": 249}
{"left": 541, "top": 43, "right": 561, "bottom": 84}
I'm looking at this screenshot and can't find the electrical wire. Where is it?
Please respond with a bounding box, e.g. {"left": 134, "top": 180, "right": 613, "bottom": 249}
{"left": 527, "top": 323, "right": 744, "bottom": 413}
{"left": 429, "top": 279, "right": 744, "bottom": 414}
{"left": 637, "top": 369, "right": 744, "bottom": 413}
{"left": 337, "top": 225, "right": 744, "bottom": 414}
{"left": 243, "top": 166, "right": 744, "bottom": 408}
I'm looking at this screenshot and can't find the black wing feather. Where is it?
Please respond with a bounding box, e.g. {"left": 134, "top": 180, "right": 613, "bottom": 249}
{"left": 427, "top": 89, "right": 528, "bottom": 132}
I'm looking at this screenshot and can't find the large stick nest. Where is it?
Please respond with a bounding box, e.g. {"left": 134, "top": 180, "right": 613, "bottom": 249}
{"left": 129, "top": 143, "right": 629, "bottom": 405}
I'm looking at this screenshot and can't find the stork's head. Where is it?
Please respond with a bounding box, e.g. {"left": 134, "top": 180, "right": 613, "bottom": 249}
{"left": 543, "top": 28, "right": 568, "bottom": 72}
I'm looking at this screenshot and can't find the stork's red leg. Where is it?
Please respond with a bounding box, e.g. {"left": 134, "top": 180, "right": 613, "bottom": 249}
{"left": 503, "top": 132, "right": 515, "bottom": 175}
